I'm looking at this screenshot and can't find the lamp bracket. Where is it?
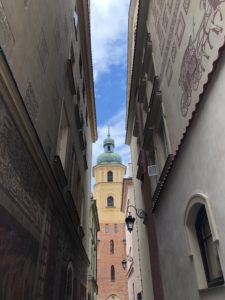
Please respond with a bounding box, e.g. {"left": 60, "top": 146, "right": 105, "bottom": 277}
{"left": 127, "top": 204, "right": 147, "bottom": 223}
{"left": 127, "top": 254, "right": 133, "bottom": 263}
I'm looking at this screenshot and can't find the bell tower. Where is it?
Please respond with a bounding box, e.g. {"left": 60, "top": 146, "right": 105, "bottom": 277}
{"left": 93, "top": 132, "right": 128, "bottom": 300}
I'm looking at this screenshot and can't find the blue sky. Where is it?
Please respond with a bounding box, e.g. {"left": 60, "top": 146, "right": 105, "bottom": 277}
{"left": 90, "top": 0, "right": 130, "bottom": 168}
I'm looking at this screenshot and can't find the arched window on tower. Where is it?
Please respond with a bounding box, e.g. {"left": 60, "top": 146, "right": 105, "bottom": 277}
{"left": 107, "top": 171, "right": 113, "bottom": 182}
{"left": 107, "top": 196, "right": 114, "bottom": 207}
{"left": 111, "top": 265, "right": 115, "bottom": 281}
{"left": 110, "top": 240, "right": 114, "bottom": 254}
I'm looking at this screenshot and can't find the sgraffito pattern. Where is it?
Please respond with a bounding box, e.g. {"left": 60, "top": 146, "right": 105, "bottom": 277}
{"left": 179, "top": 0, "right": 225, "bottom": 116}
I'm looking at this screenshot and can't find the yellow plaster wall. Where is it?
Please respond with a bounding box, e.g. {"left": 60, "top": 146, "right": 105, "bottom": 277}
{"left": 93, "top": 164, "right": 126, "bottom": 223}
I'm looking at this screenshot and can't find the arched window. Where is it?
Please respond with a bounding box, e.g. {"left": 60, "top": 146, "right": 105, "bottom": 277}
{"left": 195, "top": 205, "right": 224, "bottom": 287}
{"left": 107, "top": 171, "right": 113, "bottom": 182}
{"left": 111, "top": 265, "right": 115, "bottom": 281}
{"left": 66, "top": 262, "right": 74, "bottom": 300}
{"left": 107, "top": 196, "right": 114, "bottom": 207}
{"left": 110, "top": 240, "right": 114, "bottom": 254}
{"left": 185, "top": 194, "right": 224, "bottom": 289}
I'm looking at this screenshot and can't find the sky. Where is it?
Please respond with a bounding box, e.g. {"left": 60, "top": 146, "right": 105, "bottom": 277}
{"left": 90, "top": 0, "right": 131, "bottom": 170}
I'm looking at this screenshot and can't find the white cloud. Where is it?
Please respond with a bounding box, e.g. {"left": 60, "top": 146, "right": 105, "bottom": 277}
{"left": 90, "top": 0, "right": 130, "bottom": 79}
{"left": 92, "top": 108, "right": 130, "bottom": 171}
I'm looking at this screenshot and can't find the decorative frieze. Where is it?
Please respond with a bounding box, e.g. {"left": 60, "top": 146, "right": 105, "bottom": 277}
{"left": 0, "top": 96, "right": 45, "bottom": 231}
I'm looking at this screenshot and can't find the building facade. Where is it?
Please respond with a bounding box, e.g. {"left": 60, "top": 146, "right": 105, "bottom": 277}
{"left": 0, "top": 0, "right": 97, "bottom": 299}
{"left": 126, "top": 0, "right": 225, "bottom": 299}
{"left": 121, "top": 168, "right": 143, "bottom": 300}
{"left": 93, "top": 133, "right": 128, "bottom": 300}
{"left": 87, "top": 197, "right": 100, "bottom": 300}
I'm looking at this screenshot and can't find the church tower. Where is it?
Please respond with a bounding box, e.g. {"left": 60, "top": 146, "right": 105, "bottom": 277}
{"left": 93, "top": 131, "right": 128, "bottom": 300}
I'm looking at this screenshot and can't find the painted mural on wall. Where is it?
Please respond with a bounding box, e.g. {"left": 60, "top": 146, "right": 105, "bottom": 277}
{"left": 0, "top": 204, "right": 38, "bottom": 300}
{"left": 150, "top": 0, "right": 225, "bottom": 151}
{"left": 151, "top": 0, "right": 225, "bottom": 111}
{"left": 0, "top": 96, "right": 46, "bottom": 231}
{"left": 179, "top": 0, "right": 225, "bottom": 117}
{"left": 0, "top": 94, "right": 88, "bottom": 299}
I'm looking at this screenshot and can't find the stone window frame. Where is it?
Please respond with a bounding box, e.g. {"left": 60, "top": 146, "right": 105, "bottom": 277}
{"left": 184, "top": 193, "right": 224, "bottom": 290}
{"left": 107, "top": 196, "right": 114, "bottom": 207}
{"left": 107, "top": 171, "right": 113, "bottom": 182}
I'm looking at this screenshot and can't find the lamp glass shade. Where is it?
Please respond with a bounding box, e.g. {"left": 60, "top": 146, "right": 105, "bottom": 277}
{"left": 125, "top": 215, "right": 135, "bottom": 232}
{"left": 121, "top": 258, "right": 127, "bottom": 270}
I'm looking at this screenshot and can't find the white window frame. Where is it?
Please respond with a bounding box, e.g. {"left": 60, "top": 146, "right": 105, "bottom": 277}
{"left": 184, "top": 193, "right": 222, "bottom": 290}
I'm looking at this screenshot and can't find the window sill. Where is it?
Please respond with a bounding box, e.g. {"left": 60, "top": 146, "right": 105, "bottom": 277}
{"left": 198, "top": 283, "right": 225, "bottom": 293}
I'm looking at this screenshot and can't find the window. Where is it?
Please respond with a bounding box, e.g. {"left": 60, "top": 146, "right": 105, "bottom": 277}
{"left": 105, "top": 224, "right": 109, "bottom": 233}
{"left": 196, "top": 205, "right": 224, "bottom": 287}
{"left": 110, "top": 240, "right": 114, "bottom": 254}
{"left": 107, "top": 171, "right": 113, "bottom": 182}
{"left": 79, "top": 53, "right": 82, "bottom": 78}
{"left": 154, "top": 117, "right": 169, "bottom": 173}
{"left": 143, "top": 78, "right": 171, "bottom": 187}
{"left": 77, "top": 88, "right": 80, "bottom": 104}
{"left": 185, "top": 194, "right": 224, "bottom": 290}
{"left": 67, "top": 43, "right": 76, "bottom": 95}
{"left": 57, "top": 104, "right": 69, "bottom": 169}
{"left": 70, "top": 42, "right": 75, "bottom": 64}
{"left": 69, "top": 148, "right": 77, "bottom": 192}
{"left": 66, "top": 262, "right": 74, "bottom": 300}
{"left": 107, "top": 196, "right": 114, "bottom": 207}
{"left": 73, "top": 10, "right": 78, "bottom": 39}
{"left": 82, "top": 81, "right": 85, "bottom": 101}
{"left": 85, "top": 107, "right": 88, "bottom": 126}
{"left": 147, "top": 148, "right": 157, "bottom": 192}
{"left": 114, "top": 224, "right": 118, "bottom": 233}
{"left": 111, "top": 265, "right": 115, "bottom": 281}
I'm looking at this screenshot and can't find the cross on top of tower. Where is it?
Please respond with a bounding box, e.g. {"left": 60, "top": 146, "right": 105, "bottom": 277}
{"left": 107, "top": 126, "right": 110, "bottom": 137}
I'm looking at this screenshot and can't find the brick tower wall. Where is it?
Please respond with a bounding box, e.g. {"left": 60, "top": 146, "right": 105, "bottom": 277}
{"left": 97, "top": 223, "right": 128, "bottom": 300}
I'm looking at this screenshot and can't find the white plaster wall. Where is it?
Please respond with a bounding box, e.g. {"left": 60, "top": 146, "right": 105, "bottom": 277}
{"left": 125, "top": 183, "right": 143, "bottom": 300}
{"left": 130, "top": 137, "right": 154, "bottom": 300}
{"left": 154, "top": 49, "right": 225, "bottom": 300}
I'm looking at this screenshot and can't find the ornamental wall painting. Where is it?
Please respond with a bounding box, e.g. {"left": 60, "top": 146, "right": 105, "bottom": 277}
{"left": 150, "top": 0, "right": 225, "bottom": 152}
{"left": 179, "top": 0, "right": 225, "bottom": 117}
{"left": 0, "top": 204, "right": 39, "bottom": 300}
{"left": 152, "top": 0, "right": 225, "bottom": 117}
{"left": 175, "top": 12, "right": 186, "bottom": 48}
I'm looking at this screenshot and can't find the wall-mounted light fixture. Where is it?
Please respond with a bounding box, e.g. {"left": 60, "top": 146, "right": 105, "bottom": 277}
{"left": 125, "top": 205, "right": 147, "bottom": 233}
{"left": 121, "top": 255, "right": 134, "bottom": 270}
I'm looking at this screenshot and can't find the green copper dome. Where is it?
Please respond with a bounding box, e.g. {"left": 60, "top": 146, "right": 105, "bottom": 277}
{"left": 96, "top": 130, "right": 122, "bottom": 165}
{"left": 103, "top": 137, "right": 115, "bottom": 146}
{"left": 97, "top": 152, "right": 122, "bottom": 164}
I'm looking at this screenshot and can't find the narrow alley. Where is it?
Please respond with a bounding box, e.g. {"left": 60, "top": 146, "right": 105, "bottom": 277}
{"left": 0, "top": 0, "right": 225, "bottom": 300}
